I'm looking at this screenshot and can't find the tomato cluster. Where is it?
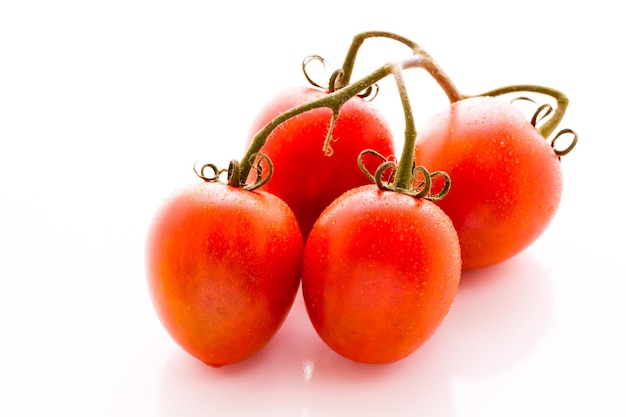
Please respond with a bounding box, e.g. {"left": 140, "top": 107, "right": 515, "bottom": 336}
{"left": 145, "top": 31, "right": 576, "bottom": 367}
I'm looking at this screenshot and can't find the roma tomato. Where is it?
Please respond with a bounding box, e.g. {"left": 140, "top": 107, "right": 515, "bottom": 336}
{"left": 302, "top": 185, "right": 461, "bottom": 364}
{"left": 414, "top": 96, "right": 563, "bottom": 270}
{"left": 246, "top": 86, "right": 395, "bottom": 238}
{"left": 145, "top": 181, "right": 303, "bottom": 367}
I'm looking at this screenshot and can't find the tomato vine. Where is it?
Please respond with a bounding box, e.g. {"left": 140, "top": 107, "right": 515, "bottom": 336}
{"left": 194, "top": 29, "right": 577, "bottom": 211}
{"left": 237, "top": 54, "right": 457, "bottom": 196}
{"left": 335, "top": 31, "right": 577, "bottom": 158}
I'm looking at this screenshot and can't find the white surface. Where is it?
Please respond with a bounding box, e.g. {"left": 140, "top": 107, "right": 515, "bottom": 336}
{"left": 1, "top": 1, "right": 624, "bottom": 416}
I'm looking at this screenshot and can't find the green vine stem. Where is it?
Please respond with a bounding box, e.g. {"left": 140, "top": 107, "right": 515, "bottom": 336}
{"left": 333, "top": 31, "right": 573, "bottom": 146}
{"left": 239, "top": 54, "right": 459, "bottom": 188}
{"left": 238, "top": 31, "right": 574, "bottom": 189}
{"left": 472, "top": 84, "right": 569, "bottom": 139}
{"left": 239, "top": 54, "right": 451, "bottom": 199}
{"left": 390, "top": 63, "right": 417, "bottom": 191}
{"left": 365, "top": 61, "right": 451, "bottom": 199}
{"left": 335, "top": 31, "right": 464, "bottom": 103}
{"left": 238, "top": 63, "right": 391, "bottom": 182}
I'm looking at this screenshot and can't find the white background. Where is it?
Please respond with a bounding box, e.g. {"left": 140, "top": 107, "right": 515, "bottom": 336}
{"left": 1, "top": 1, "right": 624, "bottom": 416}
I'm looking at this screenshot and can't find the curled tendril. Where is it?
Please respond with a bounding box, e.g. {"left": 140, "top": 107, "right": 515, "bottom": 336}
{"left": 421, "top": 170, "right": 451, "bottom": 201}
{"left": 194, "top": 161, "right": 228, "bottom": 182}
{"left": 530, "top": 103, "right": 554, "bottom": 128}
{"left": 192, "top": 153, "right": 274, "bottom": 191}
{"left": 511, "top": 96, "right": 577, "bottom": 159}
{"left": 357, "top": 83, "right": 380, "bottom": 101}
{"left": 373, "top": 160, "right": 398, "bottom": 191}
{"left": 511, "top": 96, "right": 554, "bottom": 128}
{"left": 243, "top": 152, "right": 274, "bottom": 191}
{"left": 551, "top": 128, "right": 578, "bottom": 158}
{"left": 327, "top": 69, "right": 344, "bottom": 92}
{"left": 358, "top": 149, "right": 390, "bottom": 183}
{"left": 357, "top": 149, "right": 451, "bottom": 200}
{"left": 302, "top": 55, "right": 332, "bottom": 90}
{"left": 226, "top": 159, "right": 241, "bottom": 187}
{"left": 411, "top": 165, "right": 432, "bottom": 197}
{"left": 328, "top": 68, "right": 378, "bottom": 100}
{"left": 302, "top": 55, "right": 378, "bottom": 100}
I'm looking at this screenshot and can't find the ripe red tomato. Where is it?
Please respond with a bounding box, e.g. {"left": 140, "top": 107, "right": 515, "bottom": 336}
{"left": 414, "top": 96, "right": 563, "bottom": 270}
{"left": 145, "top": 182, "right": 303, "bottom": 367}
{"left": 246, "top": 86, "right": 395, "bottom": 238}
{"left": 302, "top": 185, "right": 461, "bottom": 364}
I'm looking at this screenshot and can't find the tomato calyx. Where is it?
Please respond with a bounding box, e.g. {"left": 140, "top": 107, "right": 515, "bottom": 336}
{"left": 358, "top": 149, "right": 451, "bottom": 200}
{"left": 358, "top": 59, "right": 451, "bottom": 201}
{"left": 194, "top": 153, "right": 273, "bottom": 191}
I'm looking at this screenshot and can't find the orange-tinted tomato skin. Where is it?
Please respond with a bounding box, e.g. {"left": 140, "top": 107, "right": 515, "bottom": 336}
{"left": 146, "top": 182, "right": 303, "bottom": 367}
{"left": 302, "top": 185, "right": 461, "bottom": 364}
{"left": 414, "top": 97, "right": 563, "bottom": 270}
{"left": 246, "top": 86, "right": 395, "bottom": 238}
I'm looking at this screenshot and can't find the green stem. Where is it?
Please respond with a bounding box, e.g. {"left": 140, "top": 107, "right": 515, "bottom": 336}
{"left": 239, "top": 64, "right": 392, "bottom": 181}
{"left": 337, "top": 31, "right": 464, "bottom": 103}
{"left": 390, "top": 62, "right": 418, "bottom": 191}
{"left": 472, "top": 84, "right": 569, "bottom": 138}
{"left": 239, "top": 54, "right": 438, "bottom": 186}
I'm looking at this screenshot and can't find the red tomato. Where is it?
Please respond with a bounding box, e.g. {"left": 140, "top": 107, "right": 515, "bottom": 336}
{"left": 302, "top": 185, "right": 461, "bottom": 364}
{"left": 145, "top": 182, "right": 303, "bottom": 367}
{"left": 246, "top": 86, "right": 395, "bottom": 238}
{"left": 414, "top": 96, "right": 563, "bottom": 270}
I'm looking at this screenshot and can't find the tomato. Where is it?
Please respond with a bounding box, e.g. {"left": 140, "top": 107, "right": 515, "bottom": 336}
{"left": 413, "top": 96, "right": 563, "bottom": 270}
{"left": 302, "top": 185, "right": 461, "bottom": 364}
{"left": 246, "top": 86, "right": 395, "bottom": 238}
{"left": 145, "top": 181, "right": 303, "bottom": 367}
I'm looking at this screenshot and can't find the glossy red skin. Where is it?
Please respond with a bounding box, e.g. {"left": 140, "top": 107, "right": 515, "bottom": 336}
{"left": 414, "top": 96, "right": 563, "bottom": 270}
{"left": 302, "top": 185, "right": 461, "bottom": 364}
{"left": 246, "top": 86, "right": 395, "bottom": 238}
{"left": 145, "top": 182, "right": 303, "bottom": 367}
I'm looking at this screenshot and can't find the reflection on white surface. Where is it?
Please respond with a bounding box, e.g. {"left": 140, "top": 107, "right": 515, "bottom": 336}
{"left": 302, "top": 360, "right": 315, "bottom": 382}
{"left": 1, "top": 230, "right": 587, "bottom": 416}
{"left": 152, "top": 251, "right": 567, "bottom": 417}
{"left": 444, "top": 253, "right": 554, "bottom": 378}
